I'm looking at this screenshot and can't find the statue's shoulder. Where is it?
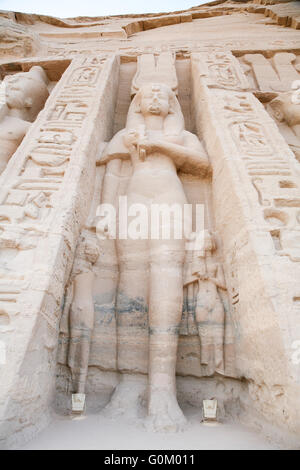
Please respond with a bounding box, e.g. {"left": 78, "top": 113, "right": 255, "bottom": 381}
{"left": 182, "top": 129, "right": 199, "bottom": 139}
{"left": 0, "top": 115, "right": 29, "bottom": 139}
{"left": 98, "top": 129, "right": 130, "bottom": 165}
{"left": 182, "top": 130, "right": 206, "bottom": 150}
{"left": 106, "top": 128, "right": 127, "bottom": 151}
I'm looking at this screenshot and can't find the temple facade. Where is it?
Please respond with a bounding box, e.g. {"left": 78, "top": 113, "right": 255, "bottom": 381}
{"left": 0, "top": 0, "right": 300, "bottom": 448}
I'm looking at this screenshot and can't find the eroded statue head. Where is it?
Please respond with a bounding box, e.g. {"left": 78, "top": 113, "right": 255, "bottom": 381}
{"left": 127, "top": 83, "right": 184, "bottom": 134}
{"left": 139, "top": 83, "right": 172, "bottom": 118}
{"left": 4, "top": 66, "right": 49, "bottom": 121}
{"left": 269, "top": 91, "right": 300, "bottom": 128}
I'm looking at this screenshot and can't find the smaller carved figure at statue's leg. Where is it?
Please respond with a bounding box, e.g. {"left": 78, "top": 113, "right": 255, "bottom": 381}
{"left": 196, "top": 286, "right": 225, "bottom": 371}
{"left": 68, "top": 272, "right": 95, "bottom": 395}
{"left": 211, "top": 294, "right": 225, "bottom": 373}
{"left": 146, "top": 243, "right": 187, "bottom": 432}
{"left": 69, "top": 327, "right": 92, "bottom": 394}
{"left": 195, "top": 288, "right": 213, "bottom": 366}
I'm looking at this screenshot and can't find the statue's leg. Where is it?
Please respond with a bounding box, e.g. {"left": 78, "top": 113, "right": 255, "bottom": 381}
{"left": 147, "top": 239, "right": 187, "bottom": 432}
{"left": 103, "top": 238, "right": 149, "bottom": 419}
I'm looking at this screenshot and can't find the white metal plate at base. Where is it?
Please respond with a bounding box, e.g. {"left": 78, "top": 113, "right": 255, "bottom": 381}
{"left": 203, "top": 399, "right": 218, "bottom": 420}
{"left": 72, "top": 393, "right": 86, "bottom": 412}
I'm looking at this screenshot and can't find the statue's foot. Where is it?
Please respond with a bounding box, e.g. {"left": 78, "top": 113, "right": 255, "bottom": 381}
{"left": 146, "top": 388, "right": 187, "bottom": 433}
{"left": 102, "top": 374, "right": 146, "bottom": 420}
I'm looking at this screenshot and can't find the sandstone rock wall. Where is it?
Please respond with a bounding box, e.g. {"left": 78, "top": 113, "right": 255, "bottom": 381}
{"left": 0, "top": 0, "right": 299, "bottom": 449}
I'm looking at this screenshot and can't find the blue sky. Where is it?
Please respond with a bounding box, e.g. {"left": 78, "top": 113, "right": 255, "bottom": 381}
{"left": 0, "top": 0, "right": 215, "bottom": 18}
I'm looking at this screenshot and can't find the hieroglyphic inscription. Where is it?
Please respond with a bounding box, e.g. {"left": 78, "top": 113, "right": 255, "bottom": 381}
{"left": 0, "top": 55, "right": 107, "bottom": 323}
{"left": 192, "top": 52, "right": 250, "bottom": 91}
{"left": 217, "top": 89, "right": 300, "bottom": 262}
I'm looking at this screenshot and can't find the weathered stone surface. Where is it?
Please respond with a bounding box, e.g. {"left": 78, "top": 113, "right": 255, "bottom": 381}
{"left": 0, "top": 0, "right": 299, "bottom": 450}
{"left": 0, "top": 16, "right": 43, "bottom": 59}
{"left": 0, "top": 54, "right": 119, "bottom": 448}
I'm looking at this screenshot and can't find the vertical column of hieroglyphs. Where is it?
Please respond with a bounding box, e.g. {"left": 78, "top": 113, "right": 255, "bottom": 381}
{"left": 191, "top": 51, "right": 300, "bottom": 434}
{"left": 0, "top": 54, "right": 119, "bottom": 448}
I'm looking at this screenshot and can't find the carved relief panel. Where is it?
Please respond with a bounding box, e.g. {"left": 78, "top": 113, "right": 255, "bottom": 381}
{"left": 193, "top": 51, "right": 250, "bottom": 91}
{"left": 214, "top": 89, "right": 300, "bottom": 262}
{"left": 267, "top": 89, "right": 300, "bottom": 164}
{"left": 192, "top": 53, "right": 300, "bottom": 391}
{"left": 0, "top": 54, "right": 118, "bottom": 446}
{"left": 239, "top": 52, "right": 300, "bottom": 94}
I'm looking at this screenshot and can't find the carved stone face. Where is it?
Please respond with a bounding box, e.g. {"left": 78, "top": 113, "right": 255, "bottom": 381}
{"left": 3, "top": 67, "right": 49, "bottom": 121}
{"left": 270, "top": 93, "right": 300, "bottom": 127}
{"left": 139, "top": 84, "right": 170, "bottom": 118}
{"left": 5, "top": 74, "right": 36, "bottom": 109}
